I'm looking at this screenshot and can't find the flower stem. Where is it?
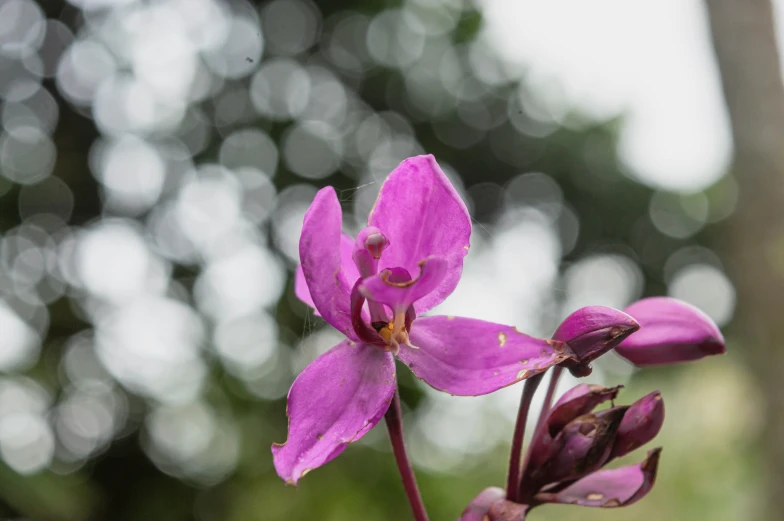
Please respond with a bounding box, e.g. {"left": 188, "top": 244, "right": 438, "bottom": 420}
{"left": 534, "top": 366, "right": 562, "bottom": 433}
{"left": 506, "top": 373, "right": 544, "bottom": 501}
{"left": 385, "top": 389, "right": 429, "bottom": 521}
{"left": 517, "top": 366, "right": 563, "bottom": 500}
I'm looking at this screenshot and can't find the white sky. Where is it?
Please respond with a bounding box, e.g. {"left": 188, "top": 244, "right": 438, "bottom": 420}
{"left": 480, "top": 0, "right": 735, "bottom": 193}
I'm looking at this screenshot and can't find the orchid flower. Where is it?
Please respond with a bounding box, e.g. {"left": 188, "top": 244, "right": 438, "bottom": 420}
{"left": 460, "top": 385, "right": 665, "bottom": 521}
{"left": 272, "top": 155, "right": 570, "bottom": 485}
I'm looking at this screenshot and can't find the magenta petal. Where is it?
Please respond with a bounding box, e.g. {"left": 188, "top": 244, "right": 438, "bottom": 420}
{"left": 553, "top": 306, "right": 639, "bottom": 368}
{"left": 535, "top": 448, "right": 662, "bottom": 508}
{"left": 611, "top": 391, "right": 664, "bottom": 459}
{"left": 398, "top": 316, "right": 567, "bottom": 396}
{"left": 340, "top": 233, "right": 361, "bottom": 285}
{"left": 368, "top": 155, "right": 471, "bottom": 314}
{"left": 615, "top": 297, "right": 726, "bottom": 367}
{"left": 271, "top": 340, "right": 396, "bottom": 484}
{"left": 547, "top": 384, "right": 623, "bottom": 438}
{"left": 294, "top": 264, "right": 317, "bottom": 311}
{"left": 359, "top": 256, "right": 448, "bottom": 313}
{"left": 295, "top": 232, "right": 360, "bottom": 317}
{"left": 298, "top": 189, "right": 359, "bottom": 338}
{"left": 458, "top": 487, "right": 507, "bottom": 521}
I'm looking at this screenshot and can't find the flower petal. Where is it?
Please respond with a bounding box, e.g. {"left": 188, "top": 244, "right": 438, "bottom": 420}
{"left": 271, "top": 340, "right": 396, "bottom": 484}
{"left": 611, "top": 391, "right": 664, "bottom": 459}
{"left": 535, "top": 448, "right": 661, "bottom": 508}
{"left": 615, "top": 297, "right": 726, "bottom": 366}
{"left": 359, "top": 256, "right": 448, "bottom": 313}
{"left": 553, "top": 306, "right": 639, "bottom": 371}
{"left": 340, "top": 233, "right": 361, "bottom": 284}
{"left": 547, "top": 384, "right": 623, "bottom": 438}
{"left": 299, "top": 188, "right": 358, "bottom": 338}
{"left": 458, "top": 487, "right": 507, "bottom": 521}
{"left": 294, "top": 264, "right": 316, "bottom": 311}
{"left": 368, "top": 155, "right": 471, "bottom": 314}
{"left": 295, "top": 233, "right": 359, "bottom": 316}
{"left": 398, "top": 316, "right": 568, "bottom": 396}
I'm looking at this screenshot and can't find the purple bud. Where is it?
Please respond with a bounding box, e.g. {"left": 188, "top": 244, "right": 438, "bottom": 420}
{"left": 528, "top": 407, "right": 627, "bottom": 487}
{"left": 615, "top": 297, "right": 725, "bottom": 367}
{"left": 611, "top": 391, "right": 664, "bottom": 459}
{"left": 553, "top": 306, "right": 639, "bottom": 375}
{"left": 487, "top": 500, "right": 527, "bottom": 521}
{"left": 547, "top": 384, "right": 623, "bottom": 438}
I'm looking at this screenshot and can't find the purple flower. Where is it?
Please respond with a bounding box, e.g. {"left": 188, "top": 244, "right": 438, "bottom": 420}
{"left": 459, "top": 384, "right": 664, "bottom": 520}
{"left": 274, "top": 155, "right": 570, "bottom": 484}
{"left": 615, "top": 297, "right": 726, "bottom": 366}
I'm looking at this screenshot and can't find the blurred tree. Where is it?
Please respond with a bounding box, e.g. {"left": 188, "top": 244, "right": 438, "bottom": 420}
{"left": 705, "top": 0, "right": 784, "bottom": 519}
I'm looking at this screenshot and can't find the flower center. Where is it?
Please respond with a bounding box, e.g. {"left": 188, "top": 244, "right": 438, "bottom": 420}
{"left": 372, "top": 311, "right": 411, "bottom": 351}
{"left": 350, "top": 227, "right": 441, "bottom": 353}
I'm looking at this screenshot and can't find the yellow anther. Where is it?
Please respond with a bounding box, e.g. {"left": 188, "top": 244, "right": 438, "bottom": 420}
{"left": 378, "top": 321, "right": 394, "bottom": 344}
{"left": 375, "top": 311, "right": 415, "bottom": 352}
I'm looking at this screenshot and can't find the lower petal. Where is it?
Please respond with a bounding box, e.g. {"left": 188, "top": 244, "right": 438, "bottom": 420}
{"left": 271, "top": 340, "right": 396, "bottom": 484}
{"left": 399, "top": 316, "right": 568, "bottom": 396}
{"left": 535, "top": 448, "right": 661, "bottom": 508}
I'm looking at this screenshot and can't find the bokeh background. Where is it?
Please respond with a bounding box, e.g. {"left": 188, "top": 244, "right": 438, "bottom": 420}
{"left": 0, "top": 0, "right": 778, "bottom": 519}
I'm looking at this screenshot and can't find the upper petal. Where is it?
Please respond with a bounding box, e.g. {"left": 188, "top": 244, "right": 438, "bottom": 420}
{"left": 398, "top": 315, "right": 568, "bottom": 396}
{"left": 615, "top": 297, "right": 726, "bottom": 367}
{"left": 368, "top": 155, "right": 471, "bottom": 314}
{"left": 535, "top": 448, "right": 661, "bottom": 508}
{"left": 298, "top": 188, "right": 357, "bottom": 338}
{"left": 271, "top": 340, "right": 396, "bottom": 484}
